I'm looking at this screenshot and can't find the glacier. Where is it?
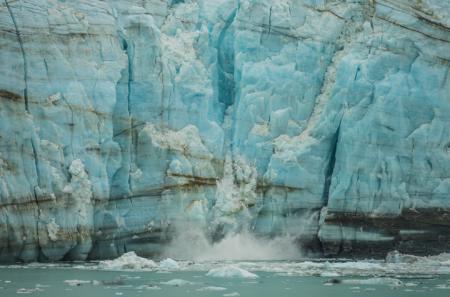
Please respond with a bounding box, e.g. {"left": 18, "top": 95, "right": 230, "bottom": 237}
{"left": 0, "top": 0, "right": 449, "bottom": 262}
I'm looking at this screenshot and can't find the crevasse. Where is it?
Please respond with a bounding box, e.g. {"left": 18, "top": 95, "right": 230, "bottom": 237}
{"left": 0, "top": 0, "right": 449, "bottom": 262}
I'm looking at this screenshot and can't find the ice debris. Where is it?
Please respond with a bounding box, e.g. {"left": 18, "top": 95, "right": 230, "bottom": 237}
{"left": 342, "top": 277, "right": 404, "bottom": 287}
{"left": 98, "top": 252, "right": 157, "bottom": 270}
{"left": 64, "top": 280, "right": 92, "bottom": 286}
{"left": 197, "top": 286, "right": 227, "bottom": 291}
{"left": 223, "top": 292, "right": 241, "bottom": 297}
{"left": 160, "top": 279, "right": 194, "bottom": 286}
{"left": 159, "top": 258, "right": 180, "bottom": 270}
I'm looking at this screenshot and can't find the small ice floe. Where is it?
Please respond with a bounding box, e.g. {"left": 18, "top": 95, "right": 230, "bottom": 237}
{"left": 342, "top": 277, "right": 403, "bottom": 287}
{"left": 160, "top": 279, "right": 194, "bottom": 286}
{"left": 16, "top": 287, "right": 43, "bottom": 294}
{"left": 159, "top": 258, "right": 179, "bottom": 270}
{"left": 207, "top": 265, "right": 258, "bottom": 279}
{"left": 99, "top": 252, "right": 157, "bottom": 270}
{"left": 196, "top": 286, "right": 227, "bottom": 291}
{"left": 64, "top": 280, "right": 92, "bottom": 286}
{"left": 436, "top": 284, "right": 450, "bottom": 289}
{"left": 135, "top": 285, "right": 161, "bottom": 290}
{"left": 223, "top": 292, "right": 240, "bottom": 297}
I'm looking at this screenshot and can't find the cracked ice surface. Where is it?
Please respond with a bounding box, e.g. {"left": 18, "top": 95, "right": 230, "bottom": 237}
{"left": 0, "top": 0, "right": 449, "bottom": 261}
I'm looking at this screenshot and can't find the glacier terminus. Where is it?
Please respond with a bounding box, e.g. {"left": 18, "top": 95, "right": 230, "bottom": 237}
{"left": 0, "top": 0, "right": 450, "bottom": 262}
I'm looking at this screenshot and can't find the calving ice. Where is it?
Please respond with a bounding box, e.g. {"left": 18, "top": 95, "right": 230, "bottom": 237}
{"left": 0, "top": 0, "right": 449, "bottom": 265}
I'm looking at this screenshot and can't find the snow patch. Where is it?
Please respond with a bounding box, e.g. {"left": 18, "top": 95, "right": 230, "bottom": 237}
{"left": 67, "top": 159, "right": 93, "bottom": 222}
{"left": 141, "top": 124, "right": 212, "bottom": 159}
{"left": 47, "top": 93, "right": 61, "bottom": 104}
{"left": 46, "top": 218, "right": 60, "bottom": 241}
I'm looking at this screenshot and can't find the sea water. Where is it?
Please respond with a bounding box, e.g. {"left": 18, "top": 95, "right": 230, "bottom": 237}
{"left": 1, "top": 258, "right": 450, "bottom": 297}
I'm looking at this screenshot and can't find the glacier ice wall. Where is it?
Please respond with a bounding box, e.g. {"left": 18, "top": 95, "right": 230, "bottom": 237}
{"left": 0, "top": 0, "right": 449, "bottom": 262}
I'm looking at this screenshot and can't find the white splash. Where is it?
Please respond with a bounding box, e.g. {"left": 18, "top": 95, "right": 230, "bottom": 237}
{"left": 206, "top": 265, "right": 258, "bottom": 278}
{"left": 164, "top": 154, "right": 303, "bottom": 261}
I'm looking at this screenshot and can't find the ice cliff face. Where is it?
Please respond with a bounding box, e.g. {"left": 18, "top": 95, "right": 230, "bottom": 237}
{"left": 0, "top": 0, "right": 449, "bottom": 262}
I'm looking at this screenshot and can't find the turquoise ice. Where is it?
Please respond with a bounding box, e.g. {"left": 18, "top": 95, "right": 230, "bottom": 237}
{"left": 0, "top": 0, "right": 449, "bottom": 261}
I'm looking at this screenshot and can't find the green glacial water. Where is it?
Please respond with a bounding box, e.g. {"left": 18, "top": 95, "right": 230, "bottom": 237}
{"left": 1, "top": 260, "right": 450, "bottom": 297}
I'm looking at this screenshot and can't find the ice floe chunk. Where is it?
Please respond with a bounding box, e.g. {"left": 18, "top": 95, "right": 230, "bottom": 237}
{"left": 160, "top": 279, "right": 194, "bottom": 286}
{"left": 98, "top": 252, "right": 157, "bottom": 270}
{"left": 206, "top": 265, "right": 258, "bottom": 279}
{"left": 159, "top": 258, "right": 180, "bottom": 270}
{"left": 16, "top": 287, "right": 43, "bottom": 294}
{"left": 197, "top": 286, "right": 227, "bottom": 291}
{"left": 64, "top": 280, "right": 92, "bottom": 286}
{"left": 135, "top": 285, "right": 161, "bottom": 290}
{"left": 223, "top": 292, "right": 240, "bottom": 297}
{"left": 342, "top": 277, "right": 403, "bottom": 287}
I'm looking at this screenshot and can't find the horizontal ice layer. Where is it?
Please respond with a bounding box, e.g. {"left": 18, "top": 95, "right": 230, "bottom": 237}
{"left": 0, "top": 0, "right": 449, "bottom": 262}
